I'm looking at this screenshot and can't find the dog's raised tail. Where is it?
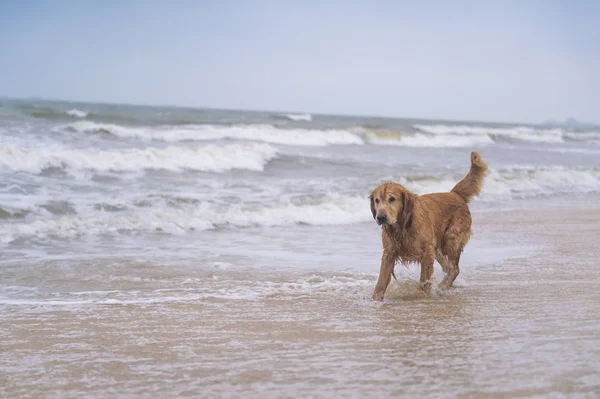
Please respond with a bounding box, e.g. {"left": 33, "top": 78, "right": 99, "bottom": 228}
{"left": 451, "top": 152, "right": 488, "bottom": 203}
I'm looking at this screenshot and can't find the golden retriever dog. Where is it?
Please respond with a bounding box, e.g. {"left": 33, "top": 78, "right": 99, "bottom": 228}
{"left": 369, "top": 151, "right": 487, "bottom": 301}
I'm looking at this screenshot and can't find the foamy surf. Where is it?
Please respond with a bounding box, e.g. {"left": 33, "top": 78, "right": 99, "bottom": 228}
{"left": 414, "top": 124, "right": 565, "bottom": 143}
{"left": 65, "top": 108, "right": 89, "bottom": 118}
{"left": 54, "top": 121, "right": 599, "bottom": 148}
{"left": 400, "top": 166, "right": 600, "bottom": 200}
{"left": 0, "top": 194, "right": 371, "bottom": 243}
{"left": 371, "top": 133, "right": 494, "bottom": 147}
{"left": 280, "top": 113, "right": 313, "bottom": 122}
{"left": 57, "top": 121, "right": 364, "bottom": 146}
{"left": 0, "top": 143, "right": 278, "bottom": 173}
{"left": 563, "top": 131, "right": 600, "bottom": 141}
{"left": 349, "top": 127, "right": 494, "bottom": 147}
{"left": 3, "top": 163, "right": 599, "bottom": 244}
{"left": 0, "top": 272, "right": 378, "bottom": 307}
{"left": 483, "top": 166, "right": 600, "bottom": 199}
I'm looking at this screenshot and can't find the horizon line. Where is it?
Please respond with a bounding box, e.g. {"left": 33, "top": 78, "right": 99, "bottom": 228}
{"left": 1, "top": 94, "right": 595, "bottom": 128}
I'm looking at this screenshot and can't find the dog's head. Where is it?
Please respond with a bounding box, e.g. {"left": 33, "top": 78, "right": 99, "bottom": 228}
{"left": 369, "top": 182, "right": 414, "bottom": 229}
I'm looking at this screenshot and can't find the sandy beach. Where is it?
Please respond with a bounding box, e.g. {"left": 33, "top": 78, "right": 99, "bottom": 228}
{"left": 2, "top": 196, "right": 599, "bottom": 398}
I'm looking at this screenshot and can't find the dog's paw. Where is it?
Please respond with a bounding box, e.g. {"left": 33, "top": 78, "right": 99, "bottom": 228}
{"left": 437, "top": 282, "right": 450, "bottom": 290}
{"left": 420, "top": 281, "right": 433, "bottom": 293}
{"left": 372, "top": 291, "right": 385, "bottom": 301}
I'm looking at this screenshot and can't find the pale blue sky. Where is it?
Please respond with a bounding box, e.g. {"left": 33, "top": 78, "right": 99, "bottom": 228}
{"left": 1, "top": 0, "right": 598, "bottom": 123}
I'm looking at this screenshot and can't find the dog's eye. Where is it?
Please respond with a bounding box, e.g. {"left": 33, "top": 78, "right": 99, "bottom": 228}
{"left": 375, "top": 198, "right": 380, "bottom": 204}
{"left": 388, "top": 197, "right": 396, "bottom": 203}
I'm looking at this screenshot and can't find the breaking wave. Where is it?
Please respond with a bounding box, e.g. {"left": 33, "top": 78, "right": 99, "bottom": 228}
{"left": 57, "top": 121, "right": 364, "bottom": 146}
{"left": 2, "top": 165, "right": 599, "bottom": 243}
{"left": 349, "top": 127, "right": 493, "bottom": 147}
{"left": 563, "top": 131, "right": 600, "bottom": 141}
{"left": 66, "top": 108, "right": 89, "bottom": 118}
{"left": 482, "top": 166, "right": 600, "bottom": 199}
{"left": 414, "top": 124, "right": 566, "bottom": 143}
{"left": 280, "top": 113, "right": 312, "bottom": 122}
{"left": 370, "top": 133, "right": 494, "bottom": 147}
{"left": 0, "top": 194, "right": 371, "bottom": 243}
{"left": 0, "top": 143, "right": 278, "bottom": 173}
{"left": 401, "top": 166, "right": 600, "bottom": 200}
{"left": 55, "top": 121, "right": 594, "bottom": 148}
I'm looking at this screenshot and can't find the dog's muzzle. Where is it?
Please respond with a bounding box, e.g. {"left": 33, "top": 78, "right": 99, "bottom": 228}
{"left": 376, "top": 215, "right": 388, "bottom": 225}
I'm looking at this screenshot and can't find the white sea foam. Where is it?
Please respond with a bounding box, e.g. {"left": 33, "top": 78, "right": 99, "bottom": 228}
{"left": 414, "top": 124, "right": 565, "bottom": 143}
{"left": 57, "top": 121, "right": 363, "bottom": 146}
{"left": 57, "top": 121, "right": 145, "bottom": 137}
{"left": 544, "top": 147, "right": 600, "bottom": 155}
{"left": 0, "top": 143, "right": 278, "bottom": 174}
{"left": 563, "top": 131, "right": 600, "bottom": 141}
{"left": 65, "top": 109, "right": 88, "bottom": 118}
{"left": 0, "top": 194, "right": 371, "bottom": 243}
{"left": 401, "top": 166, "right": 600, "bottom": 200}
{"left": 3, "top": 164, "right": 599, "bottom": 243}
{"left": 371, "top": 133, "right": 494, "bottom": 147}
{"left": 281, "top": 113, "right": 312, "bottom": 122}
{"left": 58, "top": 121, "right": 576, "bottom": 148}
{"left": 483, "top": 166, "right": 600, "bottom": 199}
{"left": 0, "top": 273, "right": 377, "bottom": 306}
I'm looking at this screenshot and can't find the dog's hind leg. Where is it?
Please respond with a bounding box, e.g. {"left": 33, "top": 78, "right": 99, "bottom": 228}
{"left": 437, "top": 251, "right": 459, "bottom": 290}
{"left": 438, "top": 214, "right": 470, "bottom": 290}
{"left": 436, "top": 250, "right": 451, "bottom": 273}
{"left": 438, "top": 253, "right": 460, "bottom": 290}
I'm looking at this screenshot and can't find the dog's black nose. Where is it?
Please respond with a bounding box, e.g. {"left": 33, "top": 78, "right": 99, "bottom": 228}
{"left": 377, "top": 215, "right": 387, "bottom": 225}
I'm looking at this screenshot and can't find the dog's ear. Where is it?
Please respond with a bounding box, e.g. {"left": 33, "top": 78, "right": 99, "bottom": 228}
{"left": 369, "top": 194, "right": 376, "bottom": 219}
{"left": 400, "top": 192, "right": 414, "bottom": 229}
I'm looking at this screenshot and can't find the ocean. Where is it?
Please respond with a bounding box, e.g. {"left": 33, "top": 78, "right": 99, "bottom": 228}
{"left": 2, "top": 99, "right": 599, "bottom": 397}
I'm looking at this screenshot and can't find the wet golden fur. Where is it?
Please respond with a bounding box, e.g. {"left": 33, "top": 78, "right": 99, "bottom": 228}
{"left": 369, "top": 151, "right": 488, "bottom": 301}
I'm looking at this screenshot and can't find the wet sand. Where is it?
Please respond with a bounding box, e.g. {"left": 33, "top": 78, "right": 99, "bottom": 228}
{"left": 2, "top": 198, "right": 600, "bottom": 398}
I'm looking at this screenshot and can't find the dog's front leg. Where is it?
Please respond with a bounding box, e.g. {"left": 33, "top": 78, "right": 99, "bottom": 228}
{"left": 373, "top": 251, "right": 395, "bottom": 301}
{"left": 419, "top": 249, "right": 435, "bottom": 292}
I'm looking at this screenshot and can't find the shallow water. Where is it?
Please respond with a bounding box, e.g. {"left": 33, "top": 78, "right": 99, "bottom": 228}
{"left": 3, "top": 211, "right": 600, "bottom": 398}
